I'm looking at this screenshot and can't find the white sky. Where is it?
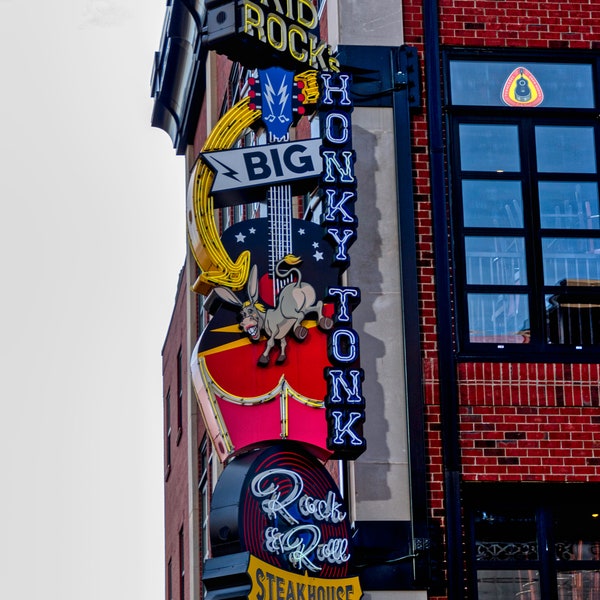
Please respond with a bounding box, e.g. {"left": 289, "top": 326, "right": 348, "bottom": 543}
{"left": 0, "top": 1, "right": 186, "bottom": 599}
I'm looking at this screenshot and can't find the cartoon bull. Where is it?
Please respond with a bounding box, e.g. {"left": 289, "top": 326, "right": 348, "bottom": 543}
{"left": 213, "top": 255, "right": 333, "bottom": 366}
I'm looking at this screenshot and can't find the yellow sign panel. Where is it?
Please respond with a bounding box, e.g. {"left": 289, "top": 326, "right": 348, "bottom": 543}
{"left": 248, "top": 555, "right": 362, "bottom": 600}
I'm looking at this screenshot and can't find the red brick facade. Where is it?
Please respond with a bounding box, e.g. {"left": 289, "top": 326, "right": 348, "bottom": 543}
{"left": 404, "top": 1, "right": 600, "bottom": 595}
{"left": 459, "top": 362, "right": 600, "bottom": 481}
{"left": 437, "top": 0, "right": 600, "bottom": 49}
{"left": 162, "top": 268, "right": 190, "bottom": 600}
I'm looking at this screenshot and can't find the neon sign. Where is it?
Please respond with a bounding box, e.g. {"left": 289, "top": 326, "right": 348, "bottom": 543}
{"left": 248, "top": 556, "right": 361, "bottom": 600}
{"left": 205, "top": 0, "right": 339, "bottom": 72}
{"left": 189, "top": 5, "right": 366, "bottom": 598}
{"left": 251, "top": 468, "right": 350, "bottom": 571}
{"left": 189, "top": 66, "right": 365, "bottom": 462}
{"left": 190, "top": 5, "right": 365, "bottom": 463}
{"left": 319, "top": 72, "right": 365, "bottom": 458}
{"left": 210, "top": 445, "right": 360, "bottom": 582}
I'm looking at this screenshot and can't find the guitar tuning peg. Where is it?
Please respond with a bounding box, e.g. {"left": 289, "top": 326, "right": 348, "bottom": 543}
{"left": 248, "top": 76, "right": 261, "bottom": 111}
{"left": 293, "top": 79, "right": 307, "bottom": 116}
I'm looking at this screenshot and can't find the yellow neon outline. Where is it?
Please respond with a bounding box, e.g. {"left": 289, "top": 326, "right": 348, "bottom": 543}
{"left": 280, "top": 389, "right": 289, "bottom": 439}
{"left": 190, "top": 344, "right": 234, "bottom": 455}
{"left": 198, "top": 356, "right": 324, "bottom": 409}
{"left": 189, "top": 72, "right": 320, "bottom": 295}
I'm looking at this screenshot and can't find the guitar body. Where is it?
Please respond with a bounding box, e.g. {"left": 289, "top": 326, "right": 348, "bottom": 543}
{"left": 193, "top": 217, "right": 339, "bottom": 461}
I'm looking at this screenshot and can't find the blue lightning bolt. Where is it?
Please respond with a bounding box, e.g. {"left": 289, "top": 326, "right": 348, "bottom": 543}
{"left": 276, "top": 76, "right": 290, "bottom": 123}
{"left": 211, "top": 157, "right": 240, "bottom": 182}
{"left": 262, "top": 74, "right": 277, "bottom": 123}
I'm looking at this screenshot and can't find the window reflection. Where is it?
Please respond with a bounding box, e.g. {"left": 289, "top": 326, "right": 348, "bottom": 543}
{"left": 449, "top": 60, "right": 594, "bottom": 108}
{"left": 546, "top": 285, "right": 600, "bottom": 345}
{"left": 474, "top": 509, "right": 538, "bottom": 561}
{"left": 460, "top": 124, "right": 521, "bottom": 172}
{"left": 452, "top": 57, "right": 600, "bottom": 352}
{"left": 477, "top": 570, "right": 540, "bottom": 600}
{"left": 542, "top": 238, "right": 600, "bottom": 284}
{"left": 556, "top": 571, "right": 600, "bottom": 599}
{"left": 539, "top": 182, "right": 600, "bottom": 230}
{"left": 554, "top": 510, "right": 600, "bottom": 599}
{"left": 541, "top": 234, "right": 600, "bottom": 345}
{"left": 463, "top": 180, "right": 524, "bottom": 228}
{"left": 468, "top": 293, "right": 530, "bottom": 343}
{"left": 536, "top": 126, "right": 597, "bottom": 174}
{"left": 469, "top": 486, "right": 600, "bottom": 599}
{"left": 466, "top": 237, "right": 527, "bottom": 285}
{"left": 554, "top": 509, "right": 600, "bottom": 562}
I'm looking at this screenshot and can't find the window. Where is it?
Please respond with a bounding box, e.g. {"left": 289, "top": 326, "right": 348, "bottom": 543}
{"left": 176, "top": 347, "right": 183, "bottom": 443}
{"left": 465, "top": 484, "right": 600, "bottom": 600}
{"left": 165, "top": 389, "right": 172, "bottom": 479}
{"left": 446, "top": 53, "right": 600, "bottom": 358}
{"left": 199, "top": 437, "right": 212, "bottom": 561}
{"left": 167, "top": 558, "right": 173, "bottom": 600}
{"left": 179, "top": 526, "right": 185, "bottom": 600}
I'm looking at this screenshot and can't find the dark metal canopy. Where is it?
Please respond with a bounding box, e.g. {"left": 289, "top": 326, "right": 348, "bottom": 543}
{"left": 151, "top": 0, "right": 208, "bottom": 154}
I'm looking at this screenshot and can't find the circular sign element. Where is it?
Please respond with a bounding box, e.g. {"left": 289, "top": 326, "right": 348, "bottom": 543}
{"left": 209, "top": 444, "right": 353, "bottom": 579}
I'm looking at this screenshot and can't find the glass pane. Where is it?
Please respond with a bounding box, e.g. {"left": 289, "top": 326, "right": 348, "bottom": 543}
{"left": 468, "top": 294, "right": 530, "bottom": 343}
{"left": 539, "top": 182, "right": 600, "bottom": 230}
{"left": 474, "top": 508, "right": 538, "bottom": 560}
{"left": 546, "top": 290, "right": 600, "bottom": 345}
{"left": 460, "top": 124, "right": 521, "bottom": 172}
{"left": 465, "top": 237, "right": 527, "bottom": 285}
{"left": 477, "top": 570, "right": 540, "bottom": 599}
{"left": 556, "top": 571, "right": 600, "bottom": 599}
{"left": 450, "top": 60, "right": 595, "bottom": 108}
{"left": 463, "top": 180, "right": 524, "bottom": 228}
{"left": 536, "top": 126, "right": 597, "bottom": 174}
{"left": 554, "top": 509, "right": 600, "bottom": 561}
{"left": 542, "top": 238, "right": 600, "bottom": 285}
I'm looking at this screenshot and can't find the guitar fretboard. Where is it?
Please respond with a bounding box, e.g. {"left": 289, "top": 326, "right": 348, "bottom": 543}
{"left": 267, "top": 125, "right": 296, "bottom": 298}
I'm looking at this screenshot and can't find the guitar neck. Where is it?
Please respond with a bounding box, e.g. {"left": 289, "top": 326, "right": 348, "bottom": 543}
{"left": 267, "top": 131, "right": 293, "bottom": 298}
{"left": 255, "top": 67, "right": 297, "bottom": 300}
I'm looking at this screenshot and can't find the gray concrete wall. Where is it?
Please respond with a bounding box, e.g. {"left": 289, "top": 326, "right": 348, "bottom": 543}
{"left": 349, "top": 107, "right": 411, "bottom": 522}
{"left": 335, "top": 0, "right": 404, "bottom": 47}
{"left": 329, "top": 0, "right": 414, "bottom": 530}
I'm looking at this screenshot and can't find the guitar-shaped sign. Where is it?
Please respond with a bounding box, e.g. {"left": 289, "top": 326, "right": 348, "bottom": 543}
{"left": 189, "top": 67, "right": 340, "bottom": 463}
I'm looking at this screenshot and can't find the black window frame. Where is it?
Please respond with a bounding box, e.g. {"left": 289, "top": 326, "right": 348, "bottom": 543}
{"left": 165, "top": 388, "right": 172, "bottom": 480}
{"left": 176, "top": 346, "right": 183, "bottom": 443}
{"left": 198, "top": 436, "right": 211, "bottom": 563}
{"left": 464, "top": 483, "right": 600, "bottom": 600}
{"left": 179, "top": 525, "right": 185, "bottom": 600}
{"left": 444, "top": 49, "right": 600, "bottom": 362}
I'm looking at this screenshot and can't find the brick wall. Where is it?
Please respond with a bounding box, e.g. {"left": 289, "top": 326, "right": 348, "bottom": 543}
{"left": 438, "top": 0, "right": 600, "bottom": 49}
{"left": 402, "top": 0, "right": 600, "bottom": 593}
{"left": 459, "top": 363, "right": 600, "bottom": 481}
{"left": 163, "top": 269, "right": 190, "bottom": 600}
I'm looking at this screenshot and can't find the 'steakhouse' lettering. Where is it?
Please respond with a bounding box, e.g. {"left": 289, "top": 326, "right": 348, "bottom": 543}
{"left": 249, "top": 555, "right": 361, "bottom": 600}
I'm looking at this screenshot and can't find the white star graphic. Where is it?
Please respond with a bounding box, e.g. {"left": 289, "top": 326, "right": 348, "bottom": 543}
{"left": 312, "top": 241, "right": 319, "bottom": 248}
{"left": 249, "top": 227, "right": 256, "bottom": 234}
{"left": 313, "top": 251, "right": 324, "bottom": 262}
{"left": 298, "top": 228, "right": 305, "bottom": 235}
{"left": 235, "top": 232, "right": 246, "bottom": 243}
